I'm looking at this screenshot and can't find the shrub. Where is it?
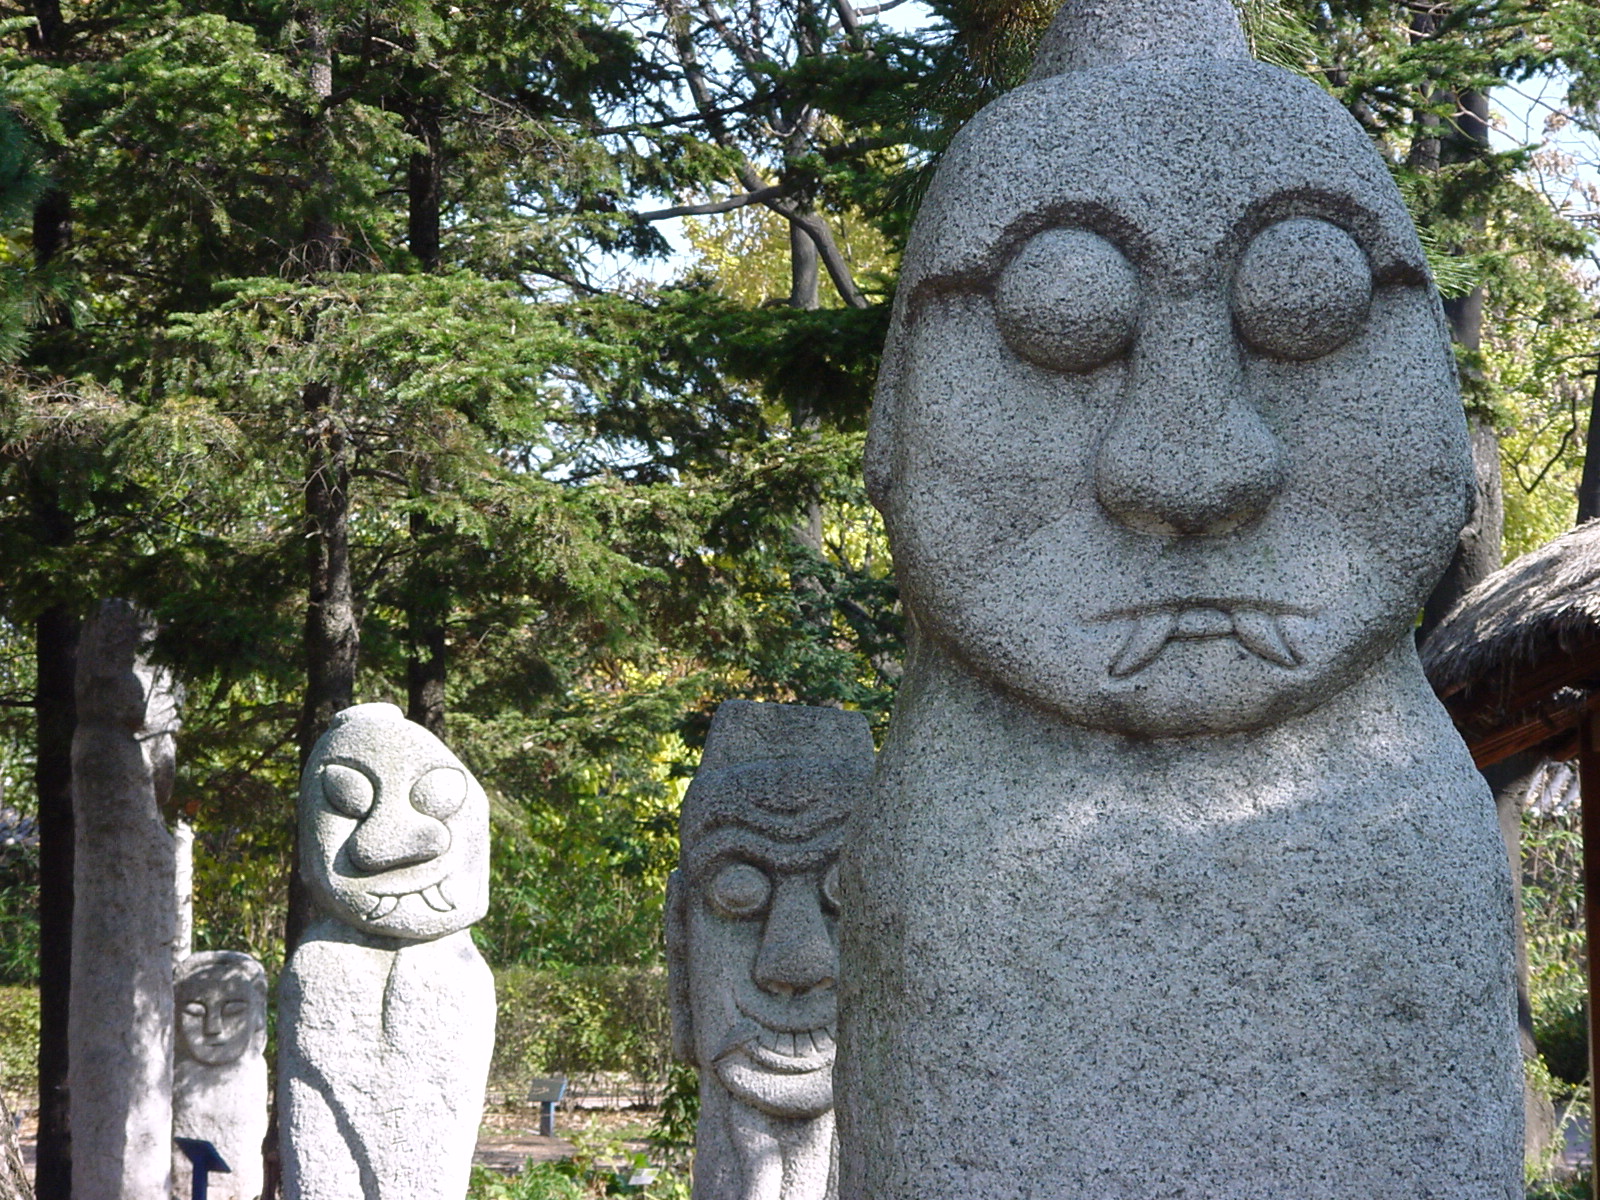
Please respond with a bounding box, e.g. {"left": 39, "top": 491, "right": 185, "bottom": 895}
{"left": 0, "top": 986, "right": 38, "bottom": 1107}
{"left": 491, "top": 965, "right": 671, "bottom": 1091}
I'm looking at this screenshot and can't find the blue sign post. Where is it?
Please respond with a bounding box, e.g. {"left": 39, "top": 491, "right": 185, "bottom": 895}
{"left": 174, "top": 1137, "right": 231, "bottom": 1200}
{"left": 527, "top": 1076, "right": 568, "bottom": 1138}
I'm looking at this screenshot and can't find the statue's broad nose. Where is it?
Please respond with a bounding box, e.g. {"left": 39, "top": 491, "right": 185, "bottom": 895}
{"left": 752, "top": 878, "right": 835, "bottom": 998}
{"left": 348, "top": 790, "right": 450, "bottom": 873}
{"left": 1094, "top": 296, "right": 1284, "bottom": 537}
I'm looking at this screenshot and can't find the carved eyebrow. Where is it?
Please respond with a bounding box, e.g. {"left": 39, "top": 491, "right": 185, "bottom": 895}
{"left": 905, "top": 199, "right": 1145, "bottom": 313}
{"left": 1233, "top": 188, "right": 1429, "bottom": 286}
{"left": 682, "top": 833, "right": 841, "bottom": 884}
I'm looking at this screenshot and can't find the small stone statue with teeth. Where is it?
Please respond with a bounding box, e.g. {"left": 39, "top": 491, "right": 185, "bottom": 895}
{"left": 279, "top": 703, "right": 494, "bottom": 1200}
{"left": 667, "top": 701, "right": 873, "bottom": 1200}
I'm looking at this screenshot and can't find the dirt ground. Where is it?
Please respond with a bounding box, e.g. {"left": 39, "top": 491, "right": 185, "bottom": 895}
{"left": 12, "top": 1104, "right": 657, "bottom": 1182}
{"left": 474, "top": 1103, "right": 657, "bottom": 1174}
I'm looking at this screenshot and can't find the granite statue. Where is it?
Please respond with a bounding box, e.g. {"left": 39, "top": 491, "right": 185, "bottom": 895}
{"left": 173, "top": 951, "right": 268, "bottom": 1200}
{"left": 668, "top": 701, "right": 873, "bottom": 1200}
{"left": 279, "top": 703, "right": 495, "bottom": 1200}
{"left": 837, "top": 1, "right": 1522, "bottom": 1196}
{"left": 70, "top": 599, "right": 181, "bottom": 1200}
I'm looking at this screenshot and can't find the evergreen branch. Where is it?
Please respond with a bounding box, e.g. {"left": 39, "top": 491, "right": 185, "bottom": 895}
{"left": 634, "top": 183, "right": 792, "bottom": 221}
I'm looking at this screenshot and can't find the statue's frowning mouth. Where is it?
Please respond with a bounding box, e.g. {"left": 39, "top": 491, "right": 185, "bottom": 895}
{"left": 1106, "top": 604, "right": 1310, "bottom": 677}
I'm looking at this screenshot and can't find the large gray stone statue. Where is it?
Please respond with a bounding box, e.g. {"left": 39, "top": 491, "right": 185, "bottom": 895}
{"left": 667, "top": 701, "right": 873, "bottom": 1200}
{"left": 173, "top": 951, "right": 268, "bottom": 1200}
{"left": 279, "top": 703, "right": 495, "bottom": 1200}
{"left": 70, "top": 599, "right": 180, "bottom": 1200}
{"left": 837, "top": 2, "right": 1522, "bottom": 1197}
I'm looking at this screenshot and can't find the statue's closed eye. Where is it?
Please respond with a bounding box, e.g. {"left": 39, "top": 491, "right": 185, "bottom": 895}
{"left": 322, "top": 764, "right": 375, "bottom": 819}
{"left": 411, "top": 767, "right": 467, "bottom": 820}
{"left": 709, "top": 861, "right": 771, "bottom": 919}
{"left": 994, "top": 229, "right": 1139, "bottom": 374}
{"left": 1233, "top": 218, "right": 1371, "bottom": 360}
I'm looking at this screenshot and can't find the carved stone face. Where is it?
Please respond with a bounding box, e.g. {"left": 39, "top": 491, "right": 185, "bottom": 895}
{"left": 671, "top": 758, "right": 863, "bottom": 1120}
{"left": 867, "top": 61, "right": 1471, "bottom": 738}
{"left": 301, "top": 704, "right": 489, "bottom": 940}
{"left": 175, "top": 953, "right": 266, "bottom": 1067}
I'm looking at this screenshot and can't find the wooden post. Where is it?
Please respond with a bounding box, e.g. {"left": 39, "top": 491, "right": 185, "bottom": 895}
{"left": 1579, "top": 704, "right": 1600, "bottom": 1196}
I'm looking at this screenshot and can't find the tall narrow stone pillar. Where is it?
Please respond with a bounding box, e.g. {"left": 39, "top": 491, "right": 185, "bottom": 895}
{"left": 70, "top": 598, "right": 180, "bottom": 1200}
{"left": 838, "top": 2, "right": 1521, "bottom": 1196}
{"left": 173, "top": 818, "right": 195, "bottom": 967}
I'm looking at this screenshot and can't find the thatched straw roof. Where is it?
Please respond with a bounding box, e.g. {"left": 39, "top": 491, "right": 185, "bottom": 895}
{"left": 1420, "top": 520, "right": 1600, "bottom": 767}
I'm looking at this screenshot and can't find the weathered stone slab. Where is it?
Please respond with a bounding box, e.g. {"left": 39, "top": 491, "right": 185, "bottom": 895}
{"left": 280, "top": 703, "right": 494, "bottom": 1200}
{"left": 70, "top": 598, "right": 180, "bottom": 1200}
{"left": 838, "top": 2, "right": 1521, "bottom": 1196}
{"left": 668, "top": 701, "right": 873, "bottom": 1200}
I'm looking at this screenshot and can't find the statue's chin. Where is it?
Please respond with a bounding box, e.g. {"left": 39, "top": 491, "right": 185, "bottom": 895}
{"left": 715, "top": 1055, "right": 833, "bottom": 1119}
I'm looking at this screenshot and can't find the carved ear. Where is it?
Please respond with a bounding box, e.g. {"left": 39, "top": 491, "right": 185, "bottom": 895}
{"left": 864, "top": 311, "right": 908, "bottom": 508}
{"left": 664, "top": 870, "right": 694, "bottom": 1063}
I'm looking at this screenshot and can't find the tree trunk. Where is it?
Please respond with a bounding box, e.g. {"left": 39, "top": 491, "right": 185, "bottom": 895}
{"left": 1419, "top": 86, "right": 1500, "bottom": 639}
{"left": 286, "top": 5, "right": 353, "bottom": 953}
{"left": 404, "top": 99, "right": 448, "bottom": 738}
{"left": 33, "top": 604, "right": 75, "bottom": 1200}
{"left": 402, "top": 123, "right": 444, "bottom": 734}
{"left": 405, "top": 504, "right": 447, "bottom": 740}
{"left": 27, "top": 7, "right": 75, "bottom": 1188}
{"left": 406, "top": 101, "right": 442, "bottom": 274}
{"left": 290, "top": 381, "right": 355, "bottom": 944}
{"left": 1578, "top": 365, "right": 1600, "bottom": 524}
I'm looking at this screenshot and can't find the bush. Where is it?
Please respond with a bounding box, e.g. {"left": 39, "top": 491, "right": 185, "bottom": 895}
{"left": 1524, "top": 803, "right": 1588, "bottom": 1088}
{"left": 491, "top": 965, "right": 672, "bottom": 1091}
{"left": 0, "top": 986, "right": 38, "bottom": 1107}
{"left": 0, "top": 840, "right": 39, "bottom": 985}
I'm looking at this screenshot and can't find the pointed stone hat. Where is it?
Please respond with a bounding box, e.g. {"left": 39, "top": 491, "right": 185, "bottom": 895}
{"left": 1028, "top": 0, "right": 1248, "bottom": 79}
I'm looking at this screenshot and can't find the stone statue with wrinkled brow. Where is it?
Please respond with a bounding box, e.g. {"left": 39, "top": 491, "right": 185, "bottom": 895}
{"left": 836, "top": 1, "right": 1521, "bottom": 1196}
{"left": 668, "top": 701, "right": 872, "bottom": 1200}
{"left": 279, "top": 703, "right": 495, "bottom": 1200}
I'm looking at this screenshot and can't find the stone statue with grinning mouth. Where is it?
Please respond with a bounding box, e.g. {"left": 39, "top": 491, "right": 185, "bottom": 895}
{"left": 668, "top": 701, "right": 873, "bottom": 1200}
{"left": 835, "top": 0, "right": 1522, "bottom": 1196}
{"left": 279, "top": 703, "right": 494, "bottom": 1200}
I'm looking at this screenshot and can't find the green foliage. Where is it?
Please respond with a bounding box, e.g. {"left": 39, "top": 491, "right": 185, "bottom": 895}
{"left": 469, "top": 1163, "right": 589, "bottom": 1200}
{"left": 0, "top": 839, "right": 38, "bottom": 986}
{"left": 490, "top": 965, "right": 671, "bottom": 1088}
{"left": 649, "top": 1063, "right": 699, "bottom": 1155}
{"left": 467, "top": 1152, "right": 691, "bottom": 1200}
{"left": 0, "top": 985, "right": 37, "bottom": 1103}
{"left": 1524, "top": 801, "right": 1589, "bottom": 1087}
{"left": 1527, "top": 1168, "right": 1592, "bottom": 1200}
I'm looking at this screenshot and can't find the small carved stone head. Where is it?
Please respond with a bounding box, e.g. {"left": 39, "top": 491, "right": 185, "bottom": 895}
{"left": 865, "top": 0, "right": 1472, "bottom": 737}
{"left": 300, "top": 703, "right": 490, "bottom": 940}
{"left": 667, "top": 701, "right": 873, "bottom": 1119}
{"left": 175, "top": 950, "right": 267, "bottom": 1068}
